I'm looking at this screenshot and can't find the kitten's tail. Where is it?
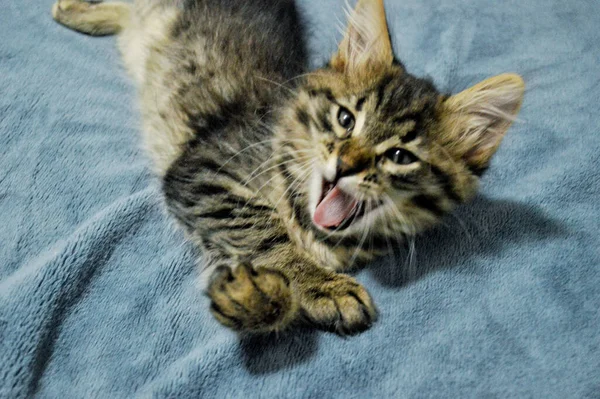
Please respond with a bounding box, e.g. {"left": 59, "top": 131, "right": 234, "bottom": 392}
{"left": 52, "top": 0, "right": 131, "bottom": 36}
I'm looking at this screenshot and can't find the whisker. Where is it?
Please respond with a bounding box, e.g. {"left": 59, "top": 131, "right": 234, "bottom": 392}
{"left": 255, "top": 158, "right": 314, "bottom": 198}
{"left": 242, "top": 153, "right": 315, "bottom": 188}
{"left": 255, "top": 76, "right": 297, "bottom": 96}
{"left": 212, "top": 139, "right": 282, "bottom": 176}
{"left": 448, "top": 212, "right": 473, "bottom": 242}
{"left": 404, "top": 235, "right": 417, "bottom": 281}
{"left": 238, "top": 157, "right": 315, "bottom": 215}
{"left": 278, "top": 71, "right": 321, "bottom": 87}
{"left": 348, "top": 196, "right": 370, "bottom": 270}
{"left": 271, "top": 162, "right": 315, "bottom": 211}
{"left": 382, "top": 194, "right": 418, "bottom": 277}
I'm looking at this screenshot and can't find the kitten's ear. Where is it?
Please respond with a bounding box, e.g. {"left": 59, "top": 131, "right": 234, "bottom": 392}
{"left": 330, "top": 0, "right": 394, "bottom": 74}
{"left": 441, "top": 73, "right": 525, "bottom": 174}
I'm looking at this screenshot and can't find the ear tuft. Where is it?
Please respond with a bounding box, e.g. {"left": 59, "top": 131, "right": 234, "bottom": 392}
{"left": 330, "top": 0, "right": 394, "bottom": 74}
{"left": 442, "top": 73, "right": 525, "bottom": 172}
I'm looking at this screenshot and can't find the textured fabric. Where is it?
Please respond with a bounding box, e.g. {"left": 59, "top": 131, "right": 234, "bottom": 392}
{"left": 1, "top": 0, "right": 599, "bottom": 397}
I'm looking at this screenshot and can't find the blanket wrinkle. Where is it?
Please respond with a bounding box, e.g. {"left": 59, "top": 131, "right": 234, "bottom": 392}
{"left": 1, "top": 189, "right": 155, "bottom": 396}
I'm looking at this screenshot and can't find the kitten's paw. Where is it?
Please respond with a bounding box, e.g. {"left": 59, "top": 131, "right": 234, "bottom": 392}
{"left": 208, "top": 263, "right": 297, "bottom": 333}
{"left": 52, "top": 0, "right": 90, "bottom": 21}
{"left": 300, "top": 274, "right": 377, "bottom": 335}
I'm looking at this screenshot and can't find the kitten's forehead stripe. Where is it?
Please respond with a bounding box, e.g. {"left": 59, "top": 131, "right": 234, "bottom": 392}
{"left": 308, "top": 88, "right": 336, "bottom": 104}
{"left": 392, "top": 111, "right": 423, "bottom": 125}
{"left": 375, "top": 75, "right": 394, "bottom": 110}
{"left": 356, "top": 97, "right": 366, "bottom": 111}
{"left": 400, "top": 128, "right": 419, "bottom": 144}
{"left": 319, "top": 108, "right": 333, "bottom": 132}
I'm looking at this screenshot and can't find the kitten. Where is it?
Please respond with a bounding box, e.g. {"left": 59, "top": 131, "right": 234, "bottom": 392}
{"left": 52, "top": 0, "right": 524, "bottom": 335}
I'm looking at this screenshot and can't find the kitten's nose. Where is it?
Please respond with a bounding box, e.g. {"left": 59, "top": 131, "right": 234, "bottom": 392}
{"left": 335, "top": 141, "right": 371, "bottom": 179}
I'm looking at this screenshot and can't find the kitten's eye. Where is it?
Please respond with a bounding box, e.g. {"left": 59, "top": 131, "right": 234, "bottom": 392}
{"left": 337, "top": 107, "right": 355, "bottom": 131}
{"left": 385, "top": 148, "right": 419, "bottom": 165}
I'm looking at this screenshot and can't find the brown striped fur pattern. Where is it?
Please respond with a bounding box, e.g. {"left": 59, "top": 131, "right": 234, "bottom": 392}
{"left": 52, "top": 0, "right": 524, "bottom": 335}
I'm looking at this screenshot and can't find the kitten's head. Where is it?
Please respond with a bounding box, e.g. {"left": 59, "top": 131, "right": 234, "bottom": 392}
{"left": 277, "top": 0, "right": 524, "bottom": 238}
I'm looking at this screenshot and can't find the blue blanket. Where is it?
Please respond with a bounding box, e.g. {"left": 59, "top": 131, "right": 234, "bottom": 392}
{"left": 1, "top": 0, "right": 599, "bottom": 397}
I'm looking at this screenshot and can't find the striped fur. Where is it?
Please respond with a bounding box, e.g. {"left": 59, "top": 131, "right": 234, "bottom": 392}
{"left": 52, "top": 0, "right": 524, "bottom": 335}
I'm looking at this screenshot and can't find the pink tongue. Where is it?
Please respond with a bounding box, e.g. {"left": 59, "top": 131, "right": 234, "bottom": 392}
{"left": 313, "top": 186, "right": 358, "bottom": 228}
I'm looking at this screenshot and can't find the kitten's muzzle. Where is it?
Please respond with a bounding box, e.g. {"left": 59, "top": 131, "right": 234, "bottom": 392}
{"left": 334, "top": 140, "right": 373, "bottom": 181}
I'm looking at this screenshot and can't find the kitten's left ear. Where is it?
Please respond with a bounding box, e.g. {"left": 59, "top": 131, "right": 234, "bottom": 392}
{"left": 441, "top": 73, "right": 525, "bottom": 175}
{"left": 330, "top": 0, "right": 394, "bottom": 74}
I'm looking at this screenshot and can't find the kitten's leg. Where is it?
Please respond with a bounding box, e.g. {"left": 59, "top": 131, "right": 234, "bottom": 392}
{"left": 52, "top": 0, "right": 131, "bottom": 36}
{"left": 207, "top": 245, "right": 377, "bottom": 335}
{"left": 208, "top": 262, "right": 298, "bottom": 333}
{"left": 293, "top": 265, "right": 378, "bottom": 335}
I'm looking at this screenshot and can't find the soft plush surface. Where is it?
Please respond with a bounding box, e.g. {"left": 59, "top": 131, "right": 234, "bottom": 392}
{"left": 1, "top": 0, "right": 599, "bottom": 397}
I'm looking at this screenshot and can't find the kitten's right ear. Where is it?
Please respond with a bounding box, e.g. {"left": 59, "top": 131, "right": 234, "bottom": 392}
{"left": 440, "top": 73, "right": 525, "bottom": 175}
{"left": 330, "top": 0, "right": 394, "bottom": 75}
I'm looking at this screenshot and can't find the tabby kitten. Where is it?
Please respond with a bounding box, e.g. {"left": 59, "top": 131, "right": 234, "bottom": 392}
{"left": 52, "top": 0, "right": 524, "bottom": 335}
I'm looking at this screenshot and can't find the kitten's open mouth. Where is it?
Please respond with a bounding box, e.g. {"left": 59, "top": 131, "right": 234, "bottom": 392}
{"left": 313, "top": 180, "right": 372, "bottom": 230}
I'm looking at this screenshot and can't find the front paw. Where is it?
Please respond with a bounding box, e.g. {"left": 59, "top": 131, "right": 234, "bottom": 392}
{"left": 208, "top": 263, "right": 297, "bottom": 333}
{"left": 300, "top": 274, "right": 377, "bottom": 336}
